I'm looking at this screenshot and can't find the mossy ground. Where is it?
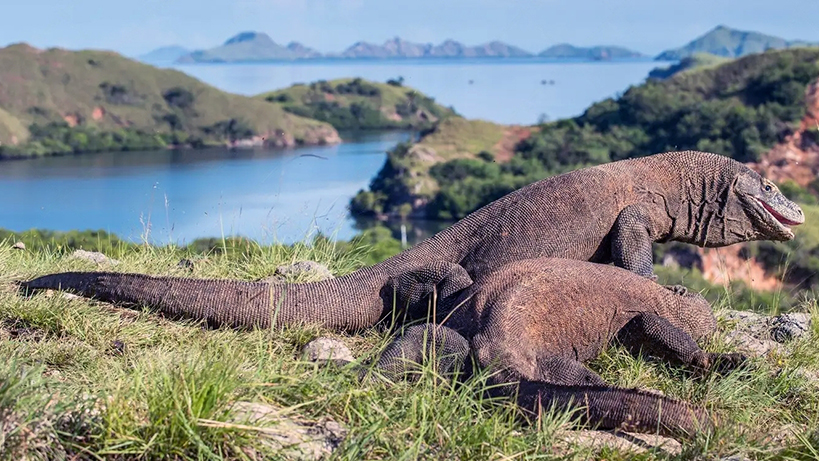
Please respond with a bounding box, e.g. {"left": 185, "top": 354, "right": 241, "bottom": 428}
{"left": 1, "top": 238, "right": 819, "bottom": 460}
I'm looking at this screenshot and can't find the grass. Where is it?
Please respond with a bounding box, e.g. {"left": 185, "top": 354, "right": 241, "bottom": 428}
{"left": 2, "top": 239, "right": 819, "bottom": 460}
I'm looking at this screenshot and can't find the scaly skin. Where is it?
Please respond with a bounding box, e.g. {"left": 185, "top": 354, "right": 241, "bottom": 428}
{"left": 20, "top": 150, "right": 804, "bottom": 330}
{"left": 373, "top": 258, "right": 745, "bottom": 439}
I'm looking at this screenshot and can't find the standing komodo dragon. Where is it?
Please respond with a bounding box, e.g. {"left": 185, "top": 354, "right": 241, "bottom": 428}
{"left": 19, "top": 150, "right": 804, "bottom": 331}
{"left": 370, "top": 257, "right": 745, "bottom": 438}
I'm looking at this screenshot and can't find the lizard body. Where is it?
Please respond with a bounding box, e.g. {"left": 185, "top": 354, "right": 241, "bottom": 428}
{"left": 20, "top": 151, "right": 803, "bottom": 330}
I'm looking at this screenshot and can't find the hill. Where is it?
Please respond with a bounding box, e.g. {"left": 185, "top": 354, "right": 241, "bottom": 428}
{"left": 137, "top": 45, "right": 191, "bottom": 64}
{"left": 538, "top": 44, "right": 644, "bottom": 60}
{"left": 258, "top": 77, "right": 456, "bottom": 131}
{"left": 354, "top": 47, "right": 819, "bottom": 220}
{"left": 655, "top": 25, "right": 817, "bottom": 61}
{"left": 336, "top": 37, "right": 533, "bottom": 59}
{"left": 176, "top": 32, "right": 321, "bottom": 63}
{"left": 647, "top": 53, "right": 732, "bottom": 80}
{"left": 0, "top": 43, "right": 339, "bottom": 159}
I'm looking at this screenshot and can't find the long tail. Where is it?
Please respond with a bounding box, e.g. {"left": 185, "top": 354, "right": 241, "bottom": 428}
{"left": 18, "top": 271, "right": 387, "bottom": 331}
{"left": 513, "top": 380, "right": 712, "bottom": 438}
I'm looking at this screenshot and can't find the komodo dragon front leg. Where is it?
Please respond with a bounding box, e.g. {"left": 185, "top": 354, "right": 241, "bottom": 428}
{"left": 616, "top": 313, "right": 746, "bottom": 375}
{"left": 610, "top": 203, "right": 672, "bottom": 279}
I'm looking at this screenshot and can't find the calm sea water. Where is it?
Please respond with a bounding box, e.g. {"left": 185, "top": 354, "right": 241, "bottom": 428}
{"left": 2, "top": 60, "right": 665, "bottom": 243}
{"left": 173, "top": 58, "right": 664, "bottom": 125}
{"left": 0, "top": 132, "right": 409, "bottom": 245}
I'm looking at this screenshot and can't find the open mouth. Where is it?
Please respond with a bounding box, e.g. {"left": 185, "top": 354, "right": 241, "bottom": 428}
{"left": 757, "top": 198, "right": 802, "bottom": 227}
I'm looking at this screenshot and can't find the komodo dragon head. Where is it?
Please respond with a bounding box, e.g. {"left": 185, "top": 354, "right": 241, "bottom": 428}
{"left": 729, "top": 169, "right": 805, "bottom": 242}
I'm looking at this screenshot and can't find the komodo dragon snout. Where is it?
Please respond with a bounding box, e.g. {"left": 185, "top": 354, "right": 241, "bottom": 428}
{"left": 730, "top": 170, "right": 804, "bottom": 242}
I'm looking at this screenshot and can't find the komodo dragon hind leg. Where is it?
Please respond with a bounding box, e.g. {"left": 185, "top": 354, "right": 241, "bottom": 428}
{"left": 360, "top": 323, "right": 470, "bottom": 383}
{"left": 383, "top": 262, "right": 473, "bottom": 326}
{"left": 616, "top": 312, "right": 747, "bottom": 376}
{"left": 535, "top": 356, "right": 607, "bottom": 386}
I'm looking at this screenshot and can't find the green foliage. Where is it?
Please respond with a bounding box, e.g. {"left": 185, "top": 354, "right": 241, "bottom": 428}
{"left": 260, "top": 78, "right": 455, "bottom": 131}
{"left": 0, "top": 122, "right": 168, "bottom": 158}
{"left": 386, "top": 76, "right": 405, "bottom": 87}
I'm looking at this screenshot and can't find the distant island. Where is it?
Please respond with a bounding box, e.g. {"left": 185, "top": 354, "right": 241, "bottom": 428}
{"left": 654, "top": 25, "right": 817, "bottom": 61}
{"left": 142, "top": 32, "right": 646, "bottom": 64}
{"left": 538, "top": 44, "right": 644, "bottom": 60}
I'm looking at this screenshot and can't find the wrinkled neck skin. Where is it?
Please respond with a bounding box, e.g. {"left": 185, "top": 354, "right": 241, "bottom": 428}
{"left": 655, "top": 154, "right": 748, "bottom": 247}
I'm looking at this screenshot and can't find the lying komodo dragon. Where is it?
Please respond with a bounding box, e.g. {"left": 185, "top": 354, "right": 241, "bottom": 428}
{"left": 19, "top": 150, "right": 804, "bottom": 331}
{"left": 369, "top": 257, "right": 745, "bottom": 438}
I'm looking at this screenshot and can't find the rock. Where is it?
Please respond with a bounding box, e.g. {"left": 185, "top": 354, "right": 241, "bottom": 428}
{"left": 724, "top": 330, "right": 784, "bottom": 358}
{"left": 302, "top": 338, "right": 355, "bottom": 364}
{"left": 71, "top": 249, "right": 120, "bottom": 266}
{"left": 61, "top": 292, "right": 82, "bottom": 301}
{"left": 720, "top": 309, "right": 812, "bottom": 345}
{"left": 556, "top": 429, "right": 681, "bottom": 456}
{"left": 720, "top": 455, "right": 752, "bottom": 461}
{"left": 177, "top": 258, "right": 195, "bottom": 271}
{"left": 261, "top": 261, "right": 335, "bottom": 283}
{"left": 770, "top": 313, "right": 812, "bottom": 343}
{"left": 228, "top": 401, "right": 346, "bottom": 460}
{"left": 11, "top": 241, "right": 25, "bottom": 250}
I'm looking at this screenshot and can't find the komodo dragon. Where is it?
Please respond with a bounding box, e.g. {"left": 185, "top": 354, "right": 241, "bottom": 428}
{"left": 19, "top": 150, "right": 804, "bottom": 331}
{"left": 370, "top": 257, "right": 745, "bottom": 438}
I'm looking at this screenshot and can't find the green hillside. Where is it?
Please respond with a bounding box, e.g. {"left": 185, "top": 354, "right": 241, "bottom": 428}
{"left": 656, "top": 25, "right": 816, "bottom": 61}
{"left": 258, "top": 78, "right": 456, "bottom": 131}
{"left": 648, "top": 53, "right": 733, "bottom": 80}
{"left": 0, "top": 44, "right": 339, "bottom": 159}
{"left": 354, "top": 47, "right": 819, "bottom": 221}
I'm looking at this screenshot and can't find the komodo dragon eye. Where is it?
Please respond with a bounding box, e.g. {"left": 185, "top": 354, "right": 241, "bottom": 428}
{"left": 764, "top": 184, "right": 772, "bottom": 192}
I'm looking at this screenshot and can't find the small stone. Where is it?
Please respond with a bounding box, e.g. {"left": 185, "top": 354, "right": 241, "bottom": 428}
{"left": 302, "top": 337, "right": 354, "bottom": 364}
{"left": 724, "top": 330, "right": 783, "bottom": 358}
{"left": 61, "top": 293, "right": 82, "bottom": 301}
{"left": 109, "top": 340, "right": 126, "bottom": 356}
{"left": 770, "top": 313, "right": 812, "bottom": 343}
{"left": 229, "top": 401, "right": 347, "bottom": 460}
{"left": 720, "top": 455, "right": 752, "bottom": 461}
{"left": 556, "top": 429, "right": 681, "bottom": 456}
{"left": 275, "top": 261, "right": 334, "bottom": 281}
{"left": 11, "top": 241, "right": 25, "bottom": 250}
{"left": 71, "top": 249, "right": 120, "bottom": 266}
{"left": 177, "top": 258, "right": 195, "bottom": 271}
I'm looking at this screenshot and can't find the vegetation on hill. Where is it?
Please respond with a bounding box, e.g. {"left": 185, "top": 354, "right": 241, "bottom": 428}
{"left": 353, "top": 48, "right": 819, "bottom": 221}
{"left": 648, "top": 53, "right": 733, "bottom": 80}
{"left": 0, "top": 44, "right": 339, "bottom": 159}
{"left": 350, "top": 117, "right": 511, "bottom": 218}
{"left": 259, "top": 77, "right": 456, "bottom": 131}
{"left": 655, "top": 25, "right": 817, "bottom": 61}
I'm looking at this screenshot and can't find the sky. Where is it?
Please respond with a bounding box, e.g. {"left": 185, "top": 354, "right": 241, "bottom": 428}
{"left": 1, "top": 0, "right": 817, "bottom": 57}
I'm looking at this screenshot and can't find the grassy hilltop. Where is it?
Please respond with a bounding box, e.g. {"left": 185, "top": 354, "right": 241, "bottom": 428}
{"left": 0, "top": 44, "right": 339, "bottom": 159}
{"left": 259, "top": 77, "right": 456, "bottom": 131}
{"left": 2, "top": 234, "right": 819, "bottom": 460}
